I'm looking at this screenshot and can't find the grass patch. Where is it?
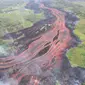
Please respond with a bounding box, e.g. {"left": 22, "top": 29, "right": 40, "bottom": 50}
{"left": 0, "top": 4, "right": 45, "bottom": 35}
{"left": 67, "top": 17, "right": 85, "bottom": 68}
{"left": 67, "top": 16, "right": 85, "bottom": 68}
{"left": 0, "top": 3, "right": 45, "bottom": 44}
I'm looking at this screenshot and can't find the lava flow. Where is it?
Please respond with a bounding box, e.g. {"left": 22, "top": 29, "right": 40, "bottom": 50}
{"left": 0, "top": 1, "right": 77, "bottom": 85}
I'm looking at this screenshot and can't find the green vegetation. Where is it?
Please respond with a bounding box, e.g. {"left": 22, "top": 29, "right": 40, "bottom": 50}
{"left": 67, "top": 16, "right": 85, "bottom": 67}
{"left": 66, "top": 2, "right": 85, "bottom": 68}
{"left": 0, "top": 8, "right": 44, "bottom": 34}
{"left": 83, "top": 83, "right": 85, "bottom": 85}
{"left": 0, "top": 0, "right": 45, "bottom": 45}
{"left": 56, "top": 81, "right": 60, "bottom": 85}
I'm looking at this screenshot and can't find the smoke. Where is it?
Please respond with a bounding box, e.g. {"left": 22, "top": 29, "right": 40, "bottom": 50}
{"left": 0, "top": 79, "right": 18, "bottom": 85}
{"left": 0, "top": 74, "right": 18, "bottom": 85}
{"left": 0, "top": 81, "right": 10, "bottom": 85}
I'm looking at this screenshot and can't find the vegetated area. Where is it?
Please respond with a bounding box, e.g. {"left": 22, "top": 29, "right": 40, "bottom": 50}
{"left": 66, "top": 1, "right": 85, "bottom": 68}
{"left": 0, "top": 0, "right": 45, "bottom": 44}
{"left": 51, "top": 0, "right": 85, "bottom": 68}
